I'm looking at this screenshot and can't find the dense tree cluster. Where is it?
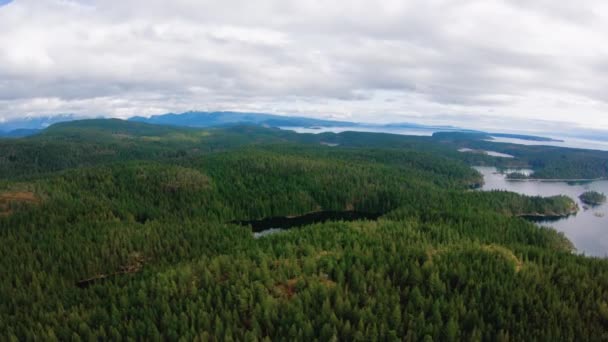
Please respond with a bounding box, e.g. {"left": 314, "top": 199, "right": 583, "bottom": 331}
{"left": 433, "top": 132, "right": 608, "bottom": 179}
{"left": 579, "top": 191, "right": 607, "bottom": 206}
{"left": 1, "top": 120, "right": 607, "bottom": 340}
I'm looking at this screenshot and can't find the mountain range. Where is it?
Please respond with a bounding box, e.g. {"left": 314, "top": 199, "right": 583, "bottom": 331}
{"left": 0, "top": 111, "right": 563, "bottom": 143}
{"left": 0, "top": 111, "right": 468, "bottom": 137}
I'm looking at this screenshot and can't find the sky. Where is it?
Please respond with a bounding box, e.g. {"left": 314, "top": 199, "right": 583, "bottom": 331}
{"left": 1, "top": 0, "right": 607, "bottom": 132}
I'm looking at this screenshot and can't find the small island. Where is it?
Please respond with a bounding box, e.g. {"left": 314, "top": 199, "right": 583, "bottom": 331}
{"left": 506, "top": 172, "right": 529, "bottom": 180}
{"left": 579, "top": 191, "right": 607, "bottom": 206}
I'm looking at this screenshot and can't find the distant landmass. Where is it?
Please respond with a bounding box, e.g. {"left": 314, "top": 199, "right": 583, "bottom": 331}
{"left": 129, "top": 111, "right": 353, "bottom": 128}
{"left": 0, "top": 114, "right": 85, "bottom": 131}
{"left": 489, "top": 133, "right": 564, "bottom": 142}
{"left": 0, "top": 128, "right": 41, "bottom": 138}
{"left": 0, "top": 111, "right": 569, "bottom": 143}
{"left": 0, "top": 114, "right": 87, "bottom": 138}
{"left": 129, "top": 111, "right": 480, "bottom": 133}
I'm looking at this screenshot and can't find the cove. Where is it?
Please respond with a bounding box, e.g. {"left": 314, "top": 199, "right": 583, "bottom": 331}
{"left": 233, "top": 211, "right": 382, "bottom": 237}
{"left": 475, "top": 166, "right": 608, "bottom": 258}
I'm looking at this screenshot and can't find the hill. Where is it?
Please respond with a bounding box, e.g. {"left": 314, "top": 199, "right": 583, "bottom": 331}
{"left": 2, "top": 118, "right": 608, "bottom": 181}
{"left": 1, "top": 119, "right": 607, "bottom": 340}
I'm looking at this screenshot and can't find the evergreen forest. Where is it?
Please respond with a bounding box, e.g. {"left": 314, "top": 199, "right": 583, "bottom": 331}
{"left": 1, "top": 119, "right": 607, "bottom": 341}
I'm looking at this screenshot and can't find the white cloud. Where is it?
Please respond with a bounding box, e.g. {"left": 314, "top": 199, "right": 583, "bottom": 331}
{"left": 0, "top": 0, "right": 607, "bottom": 130}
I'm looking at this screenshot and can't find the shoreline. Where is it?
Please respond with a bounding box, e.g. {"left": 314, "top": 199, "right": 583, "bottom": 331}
{"left": 516, "top": 206, "right": 579, "bottom": 219}
{"left": 506, "top": 177, "right": 608, "bottom": 183}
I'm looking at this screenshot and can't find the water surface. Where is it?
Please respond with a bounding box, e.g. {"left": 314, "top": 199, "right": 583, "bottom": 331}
{"left": 459, "top": 148, "right": 514, "bottom": 158}
{"left": 281, "top": 126, "right": 608, "bottom": 151}
{"left": 475, "top": 166, "right": 608, "bottom": 257}
{"left": 487, "top": 136, "right": 608, "bottom": 151}
{"left": 234, "top": 211, "right": 381, "bottom": 237}
{"left": 280, "top": 126, "right": 435, "bottom": 136}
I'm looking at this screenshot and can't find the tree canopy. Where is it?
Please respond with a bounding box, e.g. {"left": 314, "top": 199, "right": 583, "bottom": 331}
{"left": 1, "top": 120, "right": 606, "bottom": 340}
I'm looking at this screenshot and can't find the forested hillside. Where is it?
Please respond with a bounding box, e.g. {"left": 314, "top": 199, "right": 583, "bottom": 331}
{"left": 3, "top": 119, "right": 608, "bottom": 180}
{"left": 1, "top": 120, "right": 607, "bottom": 340}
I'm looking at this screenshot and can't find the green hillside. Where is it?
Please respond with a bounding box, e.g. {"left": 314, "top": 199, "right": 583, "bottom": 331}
{"left": 0, "top": 119, "right": 607, "bottom": 340}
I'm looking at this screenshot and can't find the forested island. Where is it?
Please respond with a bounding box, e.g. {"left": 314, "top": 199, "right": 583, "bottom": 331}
{"left": 580, "top": 191, "right": 607, "bottom": 206}
{"left": 0, "top": 119, "right": 607, "bottom": 341}
{"left": 505, "top": 172, "right": 530, "bottom": 180}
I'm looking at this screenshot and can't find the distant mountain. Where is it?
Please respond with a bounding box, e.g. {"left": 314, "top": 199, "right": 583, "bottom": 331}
{"left": 129, "top": 111, "right": 356, "bottom": 128}
{"left": 0, "top": 114, "right": 86, "bottom": 136}
{"left": 0, "top": 128, "right": 41, "bottom": 138}
{"left": 0, "top": 111, "right": 569, "bottom": 143}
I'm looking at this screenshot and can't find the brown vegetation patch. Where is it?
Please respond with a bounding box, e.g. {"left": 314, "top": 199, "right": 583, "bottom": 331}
{"left": 318, "top": 273, "right": 337, "bottom": 288}
{"left": 273, "top": 274, "right": 337, "bottom": 300}
{"left": 77, "top": 252, "right": 146, "bottom": 288}
{"left": 111, "top": 133, "right": 134, "bottom": 140}
{"left": 270, "top": 258, "right": 296, "bottom": 269}
{"left": 314, "top": 250, "right": 343, "bottom": 261}
{"left": 274, "top": 278, "right": 300, "bottom": 299}
{"left": 480, "top": 244, "right": 523, "bottom": 272}
{"left": 0, "top": 191, "right": 40, "bottom": 216}
{"left": 161, "top": 167, "right": 211, "bottom": 193}
{"left": 316, "top": 250, "right": 332, "bottom": 258}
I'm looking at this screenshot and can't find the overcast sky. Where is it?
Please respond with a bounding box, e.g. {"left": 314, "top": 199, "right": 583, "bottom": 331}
{"left": 1, "top": 0, "right": 607, "bottom": 131}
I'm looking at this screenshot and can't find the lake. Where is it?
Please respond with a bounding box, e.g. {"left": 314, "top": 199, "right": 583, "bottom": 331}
{"left": 475, "top": 166, "right": 608, "bottom": 258}
{"left": 233, "top": 211, "right": 382, "bottom": 238}
{"left": 458, "top": 148, "right": 514, "bottom": 158}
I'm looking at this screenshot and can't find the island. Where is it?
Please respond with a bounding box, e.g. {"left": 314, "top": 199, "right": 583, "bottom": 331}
{"left": 579, "top": 191, "right": 607, "bottom": 206}
{"left": 515, "top": 195, "right": 579, "bottom": 219}
{"left": 506, "top": 172, "right": 529, "bottom": 180}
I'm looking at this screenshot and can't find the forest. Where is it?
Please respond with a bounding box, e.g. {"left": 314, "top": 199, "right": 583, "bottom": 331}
{"left": 432, "top": 132, "right": 608, "bottom": 179}
{"left": 1, "top": 119, "right": 607, "bottom": 341}
{"left": 579, "top": 191, "right": 607, "bottom": 206}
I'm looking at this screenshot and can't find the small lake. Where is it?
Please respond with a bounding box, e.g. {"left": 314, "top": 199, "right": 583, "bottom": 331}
{"left": 233, "top": 211, "right": 382, "bottom": 238}
{"left": 458, "top": 148, "right": 514, "bottom": 158}
{"left": 475, "top": 166, "right": 608, "bottom": 258}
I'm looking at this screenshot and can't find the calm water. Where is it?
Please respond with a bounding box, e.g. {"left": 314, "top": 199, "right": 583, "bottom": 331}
{"left": 487, "top": 136, "right": 608, "bottom": 151}
{"left": 234, "top": 211, "right": 381, "bottom": 237}
{"left": 281, "top": 126, "right": 608, "bottom": 151}
{"left": 476, "top": 166, "right": 608, "bottom": 257}
{"left": 280, "top": 126, "right": 435, "bottom": 136}
{"left": 459, "top": 148, "right": 514, "bottom": 158}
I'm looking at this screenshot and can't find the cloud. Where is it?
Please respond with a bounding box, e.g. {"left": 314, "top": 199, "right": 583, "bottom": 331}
{"left": 0, "top": 0, "right": 607, "bottom": 130}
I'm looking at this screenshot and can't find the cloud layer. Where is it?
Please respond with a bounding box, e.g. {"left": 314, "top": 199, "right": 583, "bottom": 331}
{"left": 1, "top": 0, "right": 607, "bottom": 130}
